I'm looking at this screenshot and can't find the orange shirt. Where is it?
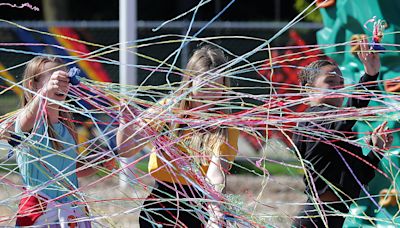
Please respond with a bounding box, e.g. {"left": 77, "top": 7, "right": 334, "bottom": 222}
{"left": 148, "top": 128, "right": 239, "bottom": 185}
{"left": 145, "top": 99, "right": 239, "bottom": 185}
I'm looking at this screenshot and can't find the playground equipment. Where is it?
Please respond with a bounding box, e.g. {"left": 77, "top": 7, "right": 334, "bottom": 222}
{"left": 317, "top": 0, "right": 400, "bottom": 226}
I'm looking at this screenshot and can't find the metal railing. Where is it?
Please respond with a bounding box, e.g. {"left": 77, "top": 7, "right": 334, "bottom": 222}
{"left": 0, "top": 20, "right": 323, "bottom": 30}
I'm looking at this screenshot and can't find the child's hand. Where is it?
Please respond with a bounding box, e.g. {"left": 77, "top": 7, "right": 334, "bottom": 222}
{"left": 119, "top": 100, "right": 147, "bottom": 129}
{"left": 372, "top": 121, "right": 393, "bottom": 151}
{"left": 117, "top": 99, "right": 148, "bottom": 157}
{"left": 42, "top": 71, "right": 70, "bottom": 101}
{"left": 358, "top": 35, "right": 381, "bottom": 76}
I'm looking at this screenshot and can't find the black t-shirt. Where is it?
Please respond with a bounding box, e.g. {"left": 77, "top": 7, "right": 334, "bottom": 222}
{"left": 293, "top": 73, "right": 381, "bottom": 201}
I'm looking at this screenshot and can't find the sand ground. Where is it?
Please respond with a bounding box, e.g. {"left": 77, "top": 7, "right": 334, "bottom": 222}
{"left": 0, "top": 174, "right": 305, "bottom": 227}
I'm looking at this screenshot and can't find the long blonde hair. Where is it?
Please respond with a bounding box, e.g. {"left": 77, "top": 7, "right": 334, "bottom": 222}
{"left": 21, "top": 56, "right": 77, "bottom": 149}
{"left": 174, "top": 45, "right": 231, "bottom": 164}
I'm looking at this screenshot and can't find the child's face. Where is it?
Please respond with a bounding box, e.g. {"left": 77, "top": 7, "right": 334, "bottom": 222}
{"left": 191, "top": 75, "right": 225, "bottom": 111}
{"left": 31, "top": 62, "right": 69, "bottom": 102}
{"left": 310, "top": 65, "right": 344, "bottom": 107}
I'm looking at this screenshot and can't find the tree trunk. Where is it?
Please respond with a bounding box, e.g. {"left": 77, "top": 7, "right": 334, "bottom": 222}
{"left": 42, "top": 0, "right": 69, "bottom": 21}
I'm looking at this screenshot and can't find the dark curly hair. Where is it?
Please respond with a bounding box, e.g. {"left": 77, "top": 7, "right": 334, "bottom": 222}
{"left": 298, "top": 60, "right": 340, "bottom": 87}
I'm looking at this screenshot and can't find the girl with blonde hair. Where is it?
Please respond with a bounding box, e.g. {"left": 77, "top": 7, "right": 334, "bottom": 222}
{"left": 13, "top": 56, "right": 101, "bottom": 227}
{"left": 117, "top": 45, "right": 239, "bottom": 227}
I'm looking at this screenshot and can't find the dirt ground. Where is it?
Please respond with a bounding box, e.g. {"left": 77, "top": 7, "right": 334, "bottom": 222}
{"left": 0, "top": 174, "right": 305, "bottom": 227}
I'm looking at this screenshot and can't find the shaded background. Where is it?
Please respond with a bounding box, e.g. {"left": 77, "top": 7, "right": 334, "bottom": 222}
{"left": 0, "top": 0, "right": 321, "bottom": 114}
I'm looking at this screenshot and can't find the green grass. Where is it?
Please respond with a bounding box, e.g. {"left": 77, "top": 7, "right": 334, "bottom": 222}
{"left": 0, "top": 163, "right": 18, "bottom": 173}
{"left": 0, "top": 94, "right": 19, "bottom": 115}
{"left": 230, "top": 160, "right": 303, "bottom": 176}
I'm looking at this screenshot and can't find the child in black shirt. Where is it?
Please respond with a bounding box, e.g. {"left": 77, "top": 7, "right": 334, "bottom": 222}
{"left": 292, "top": 37, "right": 393, "bottom": 228}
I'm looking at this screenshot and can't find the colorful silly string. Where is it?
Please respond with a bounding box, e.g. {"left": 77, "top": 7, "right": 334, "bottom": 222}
{"left": 0, "top": 2, "right": 39, "bottom": 11}
{"left": 2, "top": 63, "right": 399, "bottom": 226}
{"left": 0, "top": 3, "right": 400, "bottom": 227}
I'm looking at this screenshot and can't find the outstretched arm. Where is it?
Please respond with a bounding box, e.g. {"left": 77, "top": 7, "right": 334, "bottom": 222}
{"left": 116, "top": 102, "right": 150, "bottom": 157}
{"left": 117, "top": 99, "right": 169, "bottom": 157}
{"left": 346, "top": 36, "right": 381, "bottom": 108}
{"left": 358, "top": 36, "right": 380, "bottom": 77}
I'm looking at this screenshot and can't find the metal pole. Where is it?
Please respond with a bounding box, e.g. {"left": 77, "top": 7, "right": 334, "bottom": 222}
{"left": 119, "top": 0, "right": 138, "bottom": 189}
{"left": 119, "top": 0, "right": 137, "bottom": 88}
